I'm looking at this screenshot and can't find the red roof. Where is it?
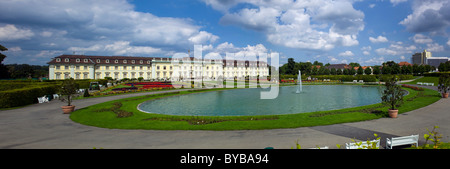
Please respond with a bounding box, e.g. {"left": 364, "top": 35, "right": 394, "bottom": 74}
{"left": 398, "top": 62, "right": 412, "bottom": 66}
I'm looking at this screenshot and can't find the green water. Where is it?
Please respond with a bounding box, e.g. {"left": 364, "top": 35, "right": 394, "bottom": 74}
{"left": 138, "top": 85, "right": 384, "bottom": 116}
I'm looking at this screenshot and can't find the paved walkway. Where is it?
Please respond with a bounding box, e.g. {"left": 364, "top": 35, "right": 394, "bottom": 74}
{"left": 0, "top": 88, "right": 449, "bottom": 149}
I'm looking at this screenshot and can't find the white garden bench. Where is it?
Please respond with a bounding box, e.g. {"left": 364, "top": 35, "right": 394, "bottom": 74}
{"left": 308, "top": 146, "right": 329, "bottom": 149}
{"left": 37, "top": 96, "right": 49, "bottom": 103}
{"left": 417, "top": 82, "right": 423, "bottom": 85}
{"left": 359, "top": 80, "right": 364, "bottom": 83}
{"left": 345, "top": 139, "right": 380, "bottom": 149}
{"left": 53, "top": 94, "right": 60, "bottom": 99}
{"left": 353, "top": 80, "right": 358, "bottom": 83}
{"left": 386, "top": 135, "right": 419, "bottom": 149}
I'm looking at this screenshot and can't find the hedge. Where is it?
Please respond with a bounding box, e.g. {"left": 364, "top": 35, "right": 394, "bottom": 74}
{"left": 423, "top": 72, "right": 450, "bottom": 77}
{"left": 0, "top": 84, "right": 59, "bottom": 108}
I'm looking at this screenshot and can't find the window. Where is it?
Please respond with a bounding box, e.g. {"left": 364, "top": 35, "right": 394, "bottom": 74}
{"left": 132, "top": 66, "right": 135, "bottom": 70}
{"left": 123, "top": 66, "right": 127, "bottom": 70}
{"left": 84, "top": 59, "right": 88, "bottom": 62}
{"left": 140, "top": 60, "right": 143, "bottom": 64}
{"left": 132, "top": 60, "right": 135, "bottom": 64}
{"left": 56, "top": 58, "right": 61, "bottom": 62}
{"left": 115, "top": 66, "right": 118, "bottom": 70}
{"left": 65, "top": 58, "right": 69, "bottom": 62}
{"left": 123, "top": 60, "right": 127, "bottom": 63}
{"left": 106, "top": 59, "right": 109, "bottom": 63}
{"left": 97, "top": 59, "right": 101, "bottom": 63}
{"left": 147, "top": 60, "right": 151, "bottom": 64}
{"left": 65, "top": 66, "right": 69, "bottom": 70}
{"left": 115, "top": 60, "right": 118, "bottom": 63}
{"left": 76, "top": 59, "right": 80, "bottom": 62}
{"left": 56, "top": 66, "right": 60, "bottom": 70}
{"left": 106, "top": 66, "right": 109, "bottom": 70}
{"left": 157, "top": 66, "right": 160, "bottom": 70}
{"left": 163, "top": 66, "right": 166, "bottom": 70}
{"left": 76, "top": 66, "right": 80, "bottom": 70}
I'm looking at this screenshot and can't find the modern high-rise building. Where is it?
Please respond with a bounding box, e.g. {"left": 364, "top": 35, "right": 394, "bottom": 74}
{"left": 411, "top": 50, "right": 432, "bottom": 65}
{"left": 426, "top": 57, "right": 450, "bottom": 68}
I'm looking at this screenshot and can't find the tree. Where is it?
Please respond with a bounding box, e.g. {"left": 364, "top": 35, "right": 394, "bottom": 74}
{"left": 349, "top": 68, "right": 356, "bottom": 75}
{"left": 287, "top": 58, "right": 295, "bottom": 75}
{"left": 382, "top": 66, "right": 392, "bottom": 74}
{"left": 373, "top": 66, "right": 381, "bottom": 75}
{"left": 0, "top": 45, "right": 10, "bottom": 79}
{"left": 349, "top": 62, "right": 361, "bottom": 68}
{"left": 313, "top": 61, "right": 323, "bottom": 66}
{"left": 336, "top": 68, "right": 343, "bottom": 75}
{"left": 343, "top": 68, "right": 350, "bottom": 75}
{"left": 381, "top": 76, "right": 405, "bottom": 110}
{"left": 59, "top": 78, "right": 80, "bottom": 106}
{"left": 364, "top": 67, "right": 372, "bottom": 75}
{"left": 438, "top": 62, "right": 449, "bottom": 72}
{"left": 357, "top": 67, "right": 364, "bottom": 75}
{"left": 330, "top": 68, "right": 337, "bottom": 75}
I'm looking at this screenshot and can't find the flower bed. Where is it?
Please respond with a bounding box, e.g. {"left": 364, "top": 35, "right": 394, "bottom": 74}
{"left": 402, "top": 84, "right": 425, "bottom": 91}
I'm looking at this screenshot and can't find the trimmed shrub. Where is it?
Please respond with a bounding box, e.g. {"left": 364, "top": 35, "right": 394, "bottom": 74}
{"left": 0, "top": 84, "right": 59, "bottom": 108}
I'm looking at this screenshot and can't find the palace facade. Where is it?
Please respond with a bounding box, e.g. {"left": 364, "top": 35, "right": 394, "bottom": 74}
{"left": 47, "top": 55, "right": 269, "bottom": 80}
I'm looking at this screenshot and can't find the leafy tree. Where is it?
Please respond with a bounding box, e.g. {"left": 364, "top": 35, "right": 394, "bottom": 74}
{"left": 330, "top": 68, "right": 337, "bottom": 75}
{"left": 287, "top": 58, "right": 295, "bottom": 75}
{"left": 0, "top": 44, "right": 10, "bottom": 79}
{"left": 357, "top": 66, "right": 364, "bottom": 75}
{"left": 364, "top": 67, "right": 372, "bottom": 75}
{"left": 349, "top": 62, "right": 361, "bottom": 68}
{"left": 59, "top": 78, "right": 80, "bottom": 106}
{"left": 381, "top": 76, "right": 405, "bottom": 110}
{"left": 373, "top": 66, "right": 381, "bottom": 75}
{"left": 336, "top": 68, "right": 343, "bottom": 75}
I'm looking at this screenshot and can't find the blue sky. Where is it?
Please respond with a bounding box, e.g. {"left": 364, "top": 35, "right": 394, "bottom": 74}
{"left": 1, "top": 0, "right": 450, "bottom": 66}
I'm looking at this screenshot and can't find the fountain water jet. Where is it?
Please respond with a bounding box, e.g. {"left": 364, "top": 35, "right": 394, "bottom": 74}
{"left": 296, "top": 70, "right": 302, "bottom": 93}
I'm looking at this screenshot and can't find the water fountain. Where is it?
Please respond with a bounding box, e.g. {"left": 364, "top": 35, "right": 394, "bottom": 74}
{"left": 296, "top": 70, "right": 302, "bottom": 93}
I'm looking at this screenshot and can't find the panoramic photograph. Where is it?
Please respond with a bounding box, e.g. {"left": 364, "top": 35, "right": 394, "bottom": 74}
{"left": 1, "top": 0, "right": 450, "bottom": 166}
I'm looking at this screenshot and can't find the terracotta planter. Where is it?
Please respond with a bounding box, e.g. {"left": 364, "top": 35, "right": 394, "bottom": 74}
{"left": 61, "top": 105, "right": 75, "bottom": 114}
{"left": 442, "top": 93, "right": 449, "bottom": 98}
{"left": 388, "top": 109, "right": 398, "bottom": 118}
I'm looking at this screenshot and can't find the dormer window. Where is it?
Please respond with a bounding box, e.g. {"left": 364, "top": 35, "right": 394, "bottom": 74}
{"left": 76, "top": 59, "right": 80, "bottom": 62}
{"left": 123, "top": 60, "right": 127, "bottom": 63}
{"left": 147, "top": 60, "right": 150, "bottom": 64}
{"left": 97, "top": 59, "right": 101, "bottom": 63}
{"left": 115, "top": 59, "right": 118, "bottom": 63}
{"left": 132, "top": 60, "right": 135, "bottom": 64}
{"left": 56, "top": 58, "right": 61, "bottom": 62}
{"left": 65, "top": 58, "right": 69, "bottom": 62}
{"left": 140, "top": 60, "right": 143, "bottom": 64}
{"left": 84, "top": 59, "right": 88, "bottom": 62}
{"left": 106, "top": 59, "right": 109, "bottom": 63}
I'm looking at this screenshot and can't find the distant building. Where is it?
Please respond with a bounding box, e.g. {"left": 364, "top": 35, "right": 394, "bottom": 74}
{"left": 398, "top": 61, "right": 412, "bottom": 67}
{"left": 326, "top": 64, "right": 351, "bottom": 71}
{"left": 426, "top": 57, "right": 450, "bottom": 68}
{"left": 411, "top": 50, "right": 432, "bottom": 65}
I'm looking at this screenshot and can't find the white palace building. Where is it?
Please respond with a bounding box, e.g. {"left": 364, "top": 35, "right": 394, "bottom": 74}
{"left": 47, "top": 55, "right": 270, "bottom": 80}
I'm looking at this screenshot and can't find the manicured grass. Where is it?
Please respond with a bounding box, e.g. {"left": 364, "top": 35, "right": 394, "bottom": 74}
{"left": 404, "top": 77, "right": 439, "bottom": 86}
{"left": 70, "top": 86, "right": 441, "bottom": 130}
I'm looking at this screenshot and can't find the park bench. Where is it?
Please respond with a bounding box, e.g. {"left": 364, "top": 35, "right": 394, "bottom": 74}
{"left": 308, "top": 146, "right": 329, "bottom": 149}
{"left": 37, "top": 96, "right": 49, "bottom": 103}
{"left": 359, "top": 80, "right": 364, "bottom": 83}
{"left": 353, "top": 80, "right": 357, "bottom": 83}
{"left": 345, "top": 139, "right": 380, "bottom": 149}
{"left": 417, "top": 82, "right": 423, "bottom": 85}
{"left": 386, "top": 135, "right": 419, "bottom": 149}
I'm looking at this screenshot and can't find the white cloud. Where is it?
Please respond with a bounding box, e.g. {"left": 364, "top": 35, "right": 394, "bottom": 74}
{"left": 390, "top": 0, "right": 408, "bottom": 6}
{"left": 426, "top": 43, "right": 444, "bottom": 52}
{"left": 338, "top": 50, "right": 355, "bottom": 57}
{"left": 399, "top": 0, "right": 450, "bottom": 33}
{"left": 375, "top": 42, "right": 417, "bottom": 56}
{"left": 208, "top": 0, "right": 364, "bottom": 51}
{"left": 412, "top": 34, "right": 433, "bottom": 44}
{"left": 369, "top": 35, "right": 388, "bottom": 43}
{"left": 400, "top": 55, "right": 406, "bottom": 60}
{"left": 447, "top": 39, "right": 450, "bottom": 46}
{"left": 369, "top": 4, "right": 376, "bottom": 8}
{"left": 364, "top": 57, "right": 385, "bottom": 65}
{"left": 69, "top": 41, "right": 163, "bottom": 56}
{"left": 0, "top": 0, "right": 219, "bottom": 58}
{"left": 0, "top": 24, "right": 34, "bottom": 41}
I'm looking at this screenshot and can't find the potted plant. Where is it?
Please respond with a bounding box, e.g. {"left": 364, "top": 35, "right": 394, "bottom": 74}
{"left": 438, "top": 74, "right": 449, "bottom": 98}
{"left": 381, "top": 76, "right": 405, "bottom": 118}
{"left": 59, "top": 78, "right": 79, "bottom": 114}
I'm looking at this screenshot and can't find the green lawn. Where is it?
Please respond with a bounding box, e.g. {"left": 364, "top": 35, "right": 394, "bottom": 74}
{"left": 70, "top": 86, "right": 441, "bottom": 130}
{"left": 404, "top": 77, "right": 439, "bottom": 86}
